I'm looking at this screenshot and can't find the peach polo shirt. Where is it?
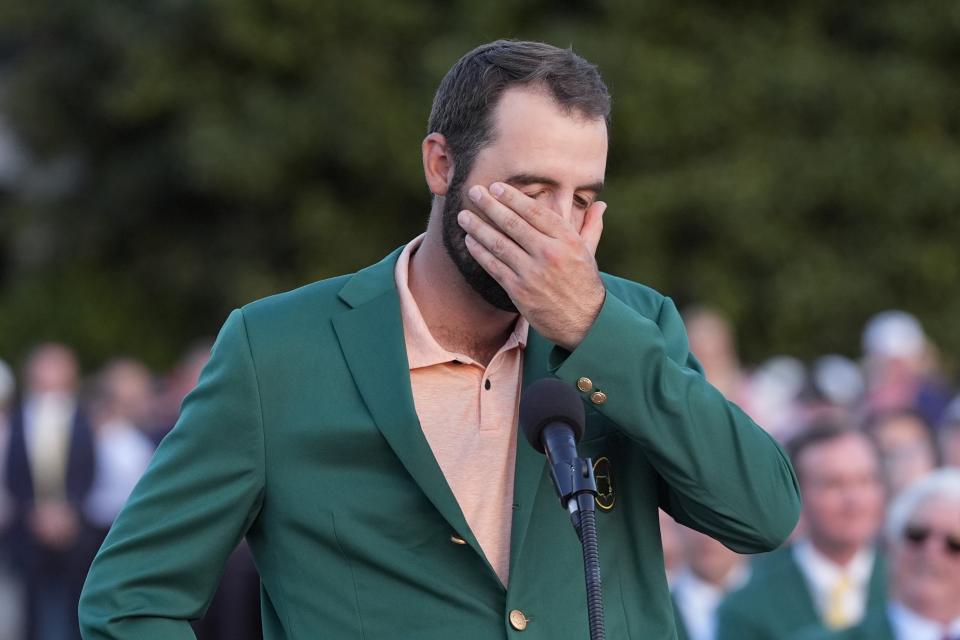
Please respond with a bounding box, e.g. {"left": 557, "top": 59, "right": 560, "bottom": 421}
{"left": 395, "top": 235, "right": 528, "bottom": 586}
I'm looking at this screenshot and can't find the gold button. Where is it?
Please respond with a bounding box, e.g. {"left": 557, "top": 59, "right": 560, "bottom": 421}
{"left": 576, "top": 377, "right": 593, "bottom": 393}
{"left": 450, "top": 534, "right": 467, "bottom": 545}
{"left": 590, "top": 390, "right": 608, "bottom": 405}
{"left": 508, "top": 609, "right": 528, "bottom": 631}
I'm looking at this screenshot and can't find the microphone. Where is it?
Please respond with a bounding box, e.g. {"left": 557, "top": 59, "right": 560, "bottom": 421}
{"left": 519, "top": 378, "right": 593, "bottom": 517}
{"left": 520, "top": 378, "right": 607, "bottom": 640}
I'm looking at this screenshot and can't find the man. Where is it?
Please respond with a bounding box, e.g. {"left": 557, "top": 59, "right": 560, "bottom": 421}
{"left": 798, "top": 468, "right": 960, "bottom": 640}
{"left": 79, "top": 40, "right": 800, "bottom": 639}
{"left": 0, "top": 358, "right": 25, "bottom": 640}
{"left": 672, "top": 526, "right": 749, "bottom": 640}
{"left": 716, "top": 422, "right": 887, "bottom": 640}
{"left": 6, "top": 344, "right": 97, "bottom": 640}
{"left": 864, "top": 410, "right": 938, "bottom": 497}
{"left": 83, "top": 359, "right": 156, "bottom": 536}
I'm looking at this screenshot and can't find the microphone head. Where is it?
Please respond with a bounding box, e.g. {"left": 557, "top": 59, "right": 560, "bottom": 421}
{"left": 519, "top": 378, "right": 586, "bottom": 453}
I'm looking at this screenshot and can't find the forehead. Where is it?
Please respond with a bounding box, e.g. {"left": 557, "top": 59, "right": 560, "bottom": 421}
{"left": 482, "top": 85, "right": 608, "bottom": 180}
{"left": 909, "top": 496, "right": 960, "bottom": 528}
{"left": 798, "top": 433, "right": 878, "bottom": 477}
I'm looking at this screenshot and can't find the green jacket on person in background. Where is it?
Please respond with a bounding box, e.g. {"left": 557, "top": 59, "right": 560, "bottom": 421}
{"left": 715, "top": 545, "right": 888, "bottom": 640}
{"left": 791, "top": 605, "right": 896, "bottom": 640}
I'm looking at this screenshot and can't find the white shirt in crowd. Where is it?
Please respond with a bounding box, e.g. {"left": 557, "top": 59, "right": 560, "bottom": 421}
{"left": 793, "top": 539, "right": 875, "bottom": 629}
{"left": 888, "top": 601, "right": 960, "bottom": 640}
{"left": 23, "top": 392, "right": 76, "bottom": 500}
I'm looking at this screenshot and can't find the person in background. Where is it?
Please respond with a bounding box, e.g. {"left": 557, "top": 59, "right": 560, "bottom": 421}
{"left": 0, "top": 359, "right": 14, "bottom": 528}
{"left": 83, "top": 359, "right": 156, "bottom": 539}
{"left": 800, "top": 355, "right": 866, "bottom": 426}
{"left": 939, "top": 398, "right": 960, "bottom": 468}
{"left": 0, "top": 358, "right": 25, "bottom": 640}
{"left": 147, "top": 341, "right": 211, "bottom": 446}
{"left": 684, "top": 306, "right": 750, "bottom": 408}
{"left": 864, "top": 410, "right": 938, "bottom": 498}
{"left": 746, "top": 356, "right": 808, "bottom": 442}
{"left": 4, "top": 344, "right": 96, "bottom": 640}
{"left": 861, "top": 311, "right": 952, "bottom": 427}
{"left": 672, "top": 526, "right": 749, "bottom": 640}
{"left": 797, "top": 468, "right": 960, "bottom": 640}
{"left": 716, "top": 420, "right": 887, "bottom": 640}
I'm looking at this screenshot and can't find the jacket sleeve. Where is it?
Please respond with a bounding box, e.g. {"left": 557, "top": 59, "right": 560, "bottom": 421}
{"left": 551, "top": 291, "right": 800, "bottom": 552}
{"left": 79, "top": 309, "right": 265, "bottom": 639}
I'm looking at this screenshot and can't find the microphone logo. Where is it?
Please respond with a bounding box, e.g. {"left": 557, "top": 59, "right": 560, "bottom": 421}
{"left": 593, "top": 456, "right": 615, "bottom": 511}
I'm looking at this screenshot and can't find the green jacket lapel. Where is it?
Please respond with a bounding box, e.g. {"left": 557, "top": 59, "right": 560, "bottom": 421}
{"left": 784, "top": 549, "right": 822, "bottom": 627}
{"left": 866, "top": 550, "right": 888, "bottom": 610}
{"left": 331, "top": 247, "right": 494, "bottom": 582}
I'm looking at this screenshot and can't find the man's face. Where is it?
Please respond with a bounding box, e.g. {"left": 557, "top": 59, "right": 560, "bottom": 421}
{"left": 442, "top": 86, "right": 608, "bottom": 311}
{"left": 891, "top": 496, "right": 960, "bottom": 617}
{"left": 680, "top": 526, "right": 744, "bottom": 586}
{"left": 797, "top": 433, "right": 885, "bottom": 554}
{"left": 872, "top": 414, "right": 937, "bottom": 496}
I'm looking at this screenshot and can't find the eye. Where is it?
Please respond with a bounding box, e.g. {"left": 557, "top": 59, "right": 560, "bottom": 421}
{"left": 574, "top": 194, "right": 592, "bottom": 209}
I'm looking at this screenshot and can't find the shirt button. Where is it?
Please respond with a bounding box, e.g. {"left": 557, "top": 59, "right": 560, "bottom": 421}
{"left": 450, "top": 534, "right": 467, "bottom": 545}
{"left": 576, "top": 377, "right": 593, "bottom": 393}
{"left": 508, "top": 609, "right": 529, "bottom": 631}
{"left": 590, "top": 390, "right": 608, "bottom": 405}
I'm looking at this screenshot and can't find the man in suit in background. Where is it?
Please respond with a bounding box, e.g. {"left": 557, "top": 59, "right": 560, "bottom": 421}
{"left": 0, "top": 358, "right": 25, "bottom": 640}
{"left": 672, "top": 526, "right": 749, "bottom": 640}
{"left": 716, "top": 421, "right": 887, "bottom": 640}
{"left": 6, "top": 344, "right": 97, "bottom": 640}
{"left": 798, "top": 468, "right": 960, "bottom": 640}
{"left": 80, "top": 40, "right": 801, "bottom": 639}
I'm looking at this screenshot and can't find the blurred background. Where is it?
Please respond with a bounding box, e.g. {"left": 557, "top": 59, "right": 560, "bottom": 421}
{"left": 1, "top": 2, "right": 959, "bottom": 640}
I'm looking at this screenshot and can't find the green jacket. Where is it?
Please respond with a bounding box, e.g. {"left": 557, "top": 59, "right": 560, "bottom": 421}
{"left": 791, "top": 606, "right": 895, "bottom": 640}
{"left": 79, "top": 246, "right": 801, "bottom": 639}
{"left": 715, "top": 545, "right": 888, "bottom": 640}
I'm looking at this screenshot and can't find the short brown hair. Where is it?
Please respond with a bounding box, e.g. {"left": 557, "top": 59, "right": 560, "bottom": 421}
{"left": 786, "top": 417, "right": 879, "bottom": 484}
{"left": 427, "top": 40, "right": 610, "bottom": 192}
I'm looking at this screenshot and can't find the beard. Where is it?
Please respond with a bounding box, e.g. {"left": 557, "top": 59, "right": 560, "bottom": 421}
{"left": 440, "top": 179, "right": 518, "bottom": 312}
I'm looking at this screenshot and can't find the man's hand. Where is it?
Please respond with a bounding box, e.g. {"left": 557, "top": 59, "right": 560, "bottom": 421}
{"left": 458, "top": 181, "right": 607, "bottom": 351}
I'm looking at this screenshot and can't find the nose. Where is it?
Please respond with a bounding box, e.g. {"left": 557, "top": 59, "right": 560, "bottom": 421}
{"left": 544, "top": 190, "right": 581, "bottom": 230}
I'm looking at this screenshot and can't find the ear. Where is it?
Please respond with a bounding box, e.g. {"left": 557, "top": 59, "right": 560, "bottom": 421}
{"left": 422, "top": 133, "right": 454, "bottom": 196}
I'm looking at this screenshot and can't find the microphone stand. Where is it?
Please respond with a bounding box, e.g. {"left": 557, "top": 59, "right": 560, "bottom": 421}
{"left": 549, "top": 455, "right": 605, "bottom": 640}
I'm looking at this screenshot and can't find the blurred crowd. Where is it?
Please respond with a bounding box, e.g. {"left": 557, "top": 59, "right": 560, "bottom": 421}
{"left": 669, "top": 308, "right": 960, "bottom": 640}
{"left": 1, "top": 308, "right": 958, "bottom": 640}
{"left": 0, "top": 340, "right": 262, "bottom": 640}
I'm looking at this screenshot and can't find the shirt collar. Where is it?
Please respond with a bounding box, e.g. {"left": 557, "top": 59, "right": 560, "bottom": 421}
{"left": 395, "top": 234, "right": 528, "bottom": 370}
{"left": 793, "top": 539, "right": 875, "bottom": 592}
{"left": 672, "top": 568, "right": 725, "bottom": 604}
{"left": 889, "top": 601, "right": 960, "bottom": 640}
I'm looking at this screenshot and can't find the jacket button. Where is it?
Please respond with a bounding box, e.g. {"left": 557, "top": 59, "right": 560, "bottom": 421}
{"left": 508, "top": 609, "right": 528, "bottom": 631}
{"left": 576, "top": 377, "right": 593, "bottom": 392}
{"left": 450, "top": 534, "right": 467, "bottom": 545}
{"left": 590, "top": 390, "right": 608, "bottom": 405}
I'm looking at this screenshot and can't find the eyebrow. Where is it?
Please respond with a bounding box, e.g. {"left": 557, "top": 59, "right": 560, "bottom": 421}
{"left": 504, "top": 173, "right": 605, "bottom": 195}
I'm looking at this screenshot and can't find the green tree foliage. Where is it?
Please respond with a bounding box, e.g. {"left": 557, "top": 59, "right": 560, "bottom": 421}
{"left": 0, "top": 1, "right": 958, "bottom": 370}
